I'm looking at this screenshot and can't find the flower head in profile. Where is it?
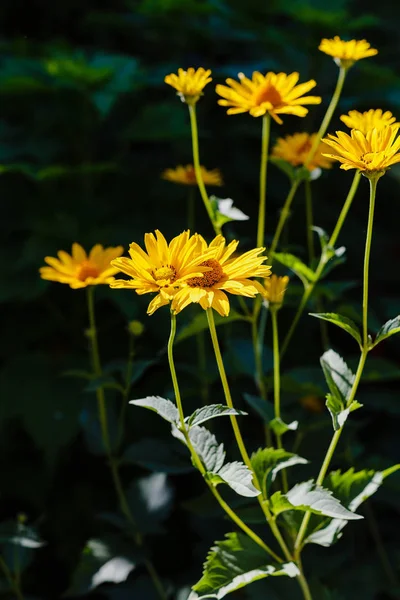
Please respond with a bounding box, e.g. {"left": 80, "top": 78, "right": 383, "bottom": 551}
{"left": 39, "top": 243, "right": 124, "bottom": 289}
{"left": 322, "top": 126, "right": 400, "bottom": 176}
{"left": 271, "top": 133, "right": 334, "bottom": 172}
{"left": 340, "top": 109, "right": 400, "bottom": 134}
{"left": 171, "top": 235, "right": 271, "bottom": 317}
{"left": 110, "top": 230, "right": 215, "bottom": 315}
{"left": 162, "top": 165, "right": 223, "bottom": 186}
{"left": 216, "top": 71, "right": 321, "bottom": 123}
{"left": 164, "top": 68, "right": 212, "bottom": 104}
{"left": 262, "top": 274, "right": 289, "bottom": 309}
{"left": 319, "top": 37, "right": 378, "bottom": 68}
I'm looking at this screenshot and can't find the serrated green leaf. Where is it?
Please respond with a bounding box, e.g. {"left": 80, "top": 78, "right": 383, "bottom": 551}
{"left": 270, "top": 481, "right": 363, "bottom": 520}
{"left": 251, "top": 448, "right": 308, "bottom": 497}
{"left": 269, "top": 417, "right": 298, "bottom": 436}
{"left": 129, "top": 396, "right": 179, "bottom": 424}
{"left": 176, "top": 310, "right": 247, "bottom": 344}
{"left": 243, "top": 394, "right": 275, "bottom": 423}
{"left": 373, "top": 315, "right": 400, "bottom": 347}
{"left": 306, "top": 465, "right": 400, "bottom": 546}
{"left": 187, "top": 405, "right": 247, "bottom": 428}
{"left": 189, "top": 532, "right": 299, "bottom": 599}
{"left": 310, "top": 313, "right": 362, "bottom": 347}
{"left": 320, "top": 350, "right": 355, "bottom": 404}
{"left": 325, "top": 393, "right": 349, "bottom": 431}
{"left": 209, "top": 462, "right": 260, "bottom": 498}
{"left": 189, "top": 426, "right": 225, "bottom": 472}
{"left": 272, "top": 253, "right": 316, "bottom": 287}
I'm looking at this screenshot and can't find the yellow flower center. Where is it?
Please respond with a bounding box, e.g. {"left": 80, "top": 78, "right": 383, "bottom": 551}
{"left": 188, "top": 259, "right": 224, "bottom": 288}
{"left": 153, "top": 265, "right": 177, "bottom": 286}
{"left": 77, "top": 261, "right": 100, "bottom": 281}
{"left": 255, "top": 84, "right": 283, "bottom": 107}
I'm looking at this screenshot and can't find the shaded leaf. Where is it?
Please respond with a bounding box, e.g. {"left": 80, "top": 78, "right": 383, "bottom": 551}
{"left": 187, "top": 405, "right": 247, "bottom": 428}
{"left": 189, "top": 532, "right": 299, "bottom": 599}
{"left": 373, "top": 315, "right": 400, "bottom": 347}
{"left": 243, "top": 394, "right": 275, "bottom": 423}
{"left": 272, "top": 252, "right": 315, "bottom": 287}
{"left": 129, "top": 396, "right": 178, "bottom": 424}
{"left": 251, "top": 448, "right": 308, "bottom": 497}
{"left": 310, "top": 313, "right": 362, "bottom": 347}
{"left": 126, "top": 473, "right": 174, "bottom": 535}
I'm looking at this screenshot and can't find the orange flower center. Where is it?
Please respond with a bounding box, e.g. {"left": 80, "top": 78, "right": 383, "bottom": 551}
{"left": 255, "top": 84, "right": 283, "bottom": 107}
{"left": 77, "top": 261, "right": 100, "bottom": 281}
{"left": 188, "top": 259, "right": 224, "bottom": 288}
{"left": 153, "top": 265, "right": 177, "bottom": 287}
{"left": 185, "top": 167, "right": 197, "bottom": 183}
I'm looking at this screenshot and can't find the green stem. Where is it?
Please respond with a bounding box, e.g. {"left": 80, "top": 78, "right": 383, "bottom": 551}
{"left": 117, "top": 333, "right": 135, "bottom": 446}
{"left": 269, "top": 179, "right": 301, "bottom": 258}
{"left": 251, "top": 311, "right": 272, "bottom": 447}
{"left": 271, "top": 308, "right": 288, "bottom": 493}
{"left": 294, "top": 173, "right": 379, "bottom": 553}
{"left": 0, "top": 555, "right": 24, "bottom": 600}
{"left": 206, "top": 308, "right": 294, "bottom": 565}
{"left": 188, "top": 103, "right": 220, "bottom": 235}
{"left": 304, "top": 179, "right": 315, "bottom": 265}
{"left": 297, "top": 555, "right": 314, "bottom": 600}
{"left": 86, "top": 287, "right": 167, "bottom": 600}
{"left": 167, "top": 311, "right": 281, "bottom": 561}
{"left": 257, "top": 114, "right": 271, "bottom": 248}
{"left": 304, "top": 67, "right": 347, "bottom": 168}
{"left": 281, "top": 171, "right": 361, "bottom": 358}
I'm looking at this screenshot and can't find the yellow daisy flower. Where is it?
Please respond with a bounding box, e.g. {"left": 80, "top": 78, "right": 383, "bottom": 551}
{"left": 340, "top": 109, "right": 400, "bottom": 134}
{"left": 271, "top": 133, "right": 334, "bottom": 172}
{"left": 319, "top": 36, "right": 378, "bottom": 68}
{"left": 171, "top": 235, "right": 271, "bottom": 317}
{"left": 161, "top": 164, "right": 223, "bottom": 186}
{"left": 39, "top": 243, "right": 124, "bottom": 289}
{"left": 110, "top": 230, "right": 216, "bottom": 315}
{"left": 322, "top": 126, "right": 400, "bottom": 175}
{"left": 262, "top": 274, "right": 289, "bottom": 308}
{"left": 215, "top": 71, "right": 321, "bottom": 124}
{"left": 164, "top": 67, "right": 212, "bottom": 104}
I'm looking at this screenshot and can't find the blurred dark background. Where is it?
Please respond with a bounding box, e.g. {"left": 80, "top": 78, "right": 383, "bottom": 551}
{"left": 1, "top": 0, "right": 400, "bottom": 598}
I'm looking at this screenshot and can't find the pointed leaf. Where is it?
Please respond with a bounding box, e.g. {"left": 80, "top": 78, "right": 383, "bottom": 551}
{"left": 325, "top": 393, "right": 349, "bottom": 431}
{"left": 189, "top": 532, "right": 299, "bottom": 599}
{"left": 306, "top": 465, "right": 400, "bottom": 546}
{"left": 373, "top": 315, "right": 400, "bottom": 347}
{"left": 320, "top": 350, "right": 355, "bottom": 404}
{"left": 251, "top": 448, "right": 308, "bottom": 497}
{"left": 189, "top": 426, "right": 225, "bottom": 472}
{"left": 187, "top": 405, "right": 247, "bottom": 428}
{"left": 270, "top": 481, "right": 363, "bottom": 520}
{"left": 209, "top": 462, "right": 260, "bottom": 497}
{"left": 272, "top": 252, "right": 316, "bottom": 287}
{"left": 310, "top": 313, "right": 362, "bottom": 347}
{"left": 269, "top": 417, "right": 298, "bottom": 436}
{"left": 129, "top": 396, "right": 179, "bottom": 424}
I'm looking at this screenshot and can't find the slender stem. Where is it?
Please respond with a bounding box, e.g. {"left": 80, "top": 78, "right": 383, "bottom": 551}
{"left": 294, "top": 174, "right": 380, "bottom": 553}
{"left": 304, "top": 67, "right": 347, "bottom": 168}
{"left": 167, "top": 311, "right": 281, "bottom": 561}
{"left": 281, "top": 171, "right": 361, "bottom": 357}
{"left": 86, "top": 287, "right": 167, "bottom": 600}
{"left": 297, "top": 555, "right": 314, "bottom": 600}
{"left": 271, "top": 308, "right": 288, "bottom": 493}
{"left": 269, "top": 179, "right": 301, "bottom": 257}
{"left": 188, "top": 103, "right": 220, "bottom": 235}
{"left": 251, "top": 311, "right": 272, "bottom": 447}
{"left": 0, "top": 555, "right": 24, "bottom": 600}
{"left": 257, "top": 114, "right": 271, "bottom": 248}
{"left": 117, "top": 333, "right": 135, "bottom": 446}
{"left": 206, "top": 308, "right": 294, "bottom": 565}
{"left": 304, "top": 179, "right": 315, "bottom": 265}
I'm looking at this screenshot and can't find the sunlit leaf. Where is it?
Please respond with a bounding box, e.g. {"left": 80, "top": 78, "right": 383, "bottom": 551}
{"left": 269, "top": 417, "right": 298, "bottom": 436}
{"left": 209, "top": 462, "right": 260, "bottom": 497}
{"left": 320, "top": 350, "right": 355, "bottom": 404}
{"left": 310, "top": 313, "right": 362, "bottom": 347}
{"left": 188, "top": 426, "right": 226, "bottom": 473}
{"left": 272, "top": 253, "right": 316, "bottom": 287}
{"left": 187, "top": 405, "right": 247, "bottom": 428}
{"left": 129, "top": 396, "right": 179, "bottom": 424}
